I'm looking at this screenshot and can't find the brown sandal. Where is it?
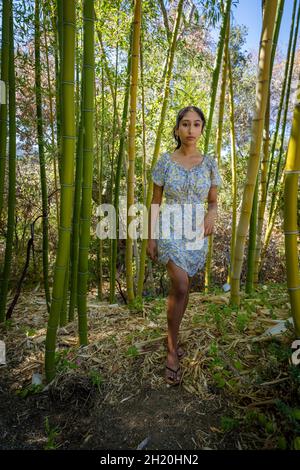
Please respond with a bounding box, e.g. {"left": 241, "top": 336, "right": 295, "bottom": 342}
{"left": 165, "top": 365, "right": 181, "bottom": 385}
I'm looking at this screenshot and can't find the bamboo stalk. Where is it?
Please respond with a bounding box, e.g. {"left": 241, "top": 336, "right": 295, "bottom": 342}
{"left": 0, "top": 0, "right": 9, "bottom": 220}
{"left": 204, "top": 0, "right": 232, "bottom": 291}
{"left": 136, "top": 0, "right": 184, "bottom": 300}
{"left": 126, "top": 0, "right": 142, "bottom": 303}
{"left": 0, "top": 0, "right": 16, "bottom": 323}
{"left": 227, "top": 47, "right": 237, "bottom": 286}
{"left": 283, "top": 75, "right": 300, "bottom": 336}
{"left": 35, "top": 0, "right": 51, "bottom": 312}
{"left": 77, "top": 0, "right": 95, "bottom": 346}
{"left": 42, "top": 4, "right": 60, "bottom": 228}
{"left": 45, "top": 0, "right": 76, "bottom": 381}
{"left": 230, "top": 0, "right": 278, "bottom": 306}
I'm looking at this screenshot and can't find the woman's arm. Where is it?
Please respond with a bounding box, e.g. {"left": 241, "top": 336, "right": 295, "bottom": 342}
{"left": 204, "top": 185, "right": 218, "bottom": 236}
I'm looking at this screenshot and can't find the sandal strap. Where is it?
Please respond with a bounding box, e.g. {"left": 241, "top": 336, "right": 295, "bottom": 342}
{"left": 166, "top": 366, "right": 180, "bottom": 373}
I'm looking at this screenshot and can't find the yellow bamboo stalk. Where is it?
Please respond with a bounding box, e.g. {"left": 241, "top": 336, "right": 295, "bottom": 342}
{"left": 283, "top": 75, "right": 300, "bottom": 336}
{"left": 230, "top": 0, "right": 278, "bottom": 306}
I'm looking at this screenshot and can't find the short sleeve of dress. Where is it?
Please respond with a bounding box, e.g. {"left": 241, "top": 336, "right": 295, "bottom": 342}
{"left": 210, "top": 157, "right": 222, "bottom": 187}
{"left": 151, "top": 153, "right": 167, "bottom": 187}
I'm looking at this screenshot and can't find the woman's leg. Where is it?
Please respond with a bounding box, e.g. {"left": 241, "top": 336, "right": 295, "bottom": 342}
{"left": 165, "top": 260, "right": 189, "bottom": 381}
{"left": 177, "top": 276, "right": 192, "bottom": 356}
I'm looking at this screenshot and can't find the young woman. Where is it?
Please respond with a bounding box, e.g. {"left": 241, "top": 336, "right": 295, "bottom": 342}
{"left": 146, "top": 105, "right": 222, "bottom": 386}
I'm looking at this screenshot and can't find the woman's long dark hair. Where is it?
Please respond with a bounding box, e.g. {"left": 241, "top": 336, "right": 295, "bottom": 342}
{"left": 173, "top": 106, "right": 206, "bottom": 150}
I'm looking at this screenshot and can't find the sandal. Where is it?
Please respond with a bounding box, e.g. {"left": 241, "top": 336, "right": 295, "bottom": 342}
{"left": 165, "top": 365, "right": 181, "bottom": 385}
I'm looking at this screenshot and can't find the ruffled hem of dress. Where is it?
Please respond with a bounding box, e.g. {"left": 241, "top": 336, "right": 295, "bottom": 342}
{"left": 157, "top": 254, "right": 206, "bottom": 277}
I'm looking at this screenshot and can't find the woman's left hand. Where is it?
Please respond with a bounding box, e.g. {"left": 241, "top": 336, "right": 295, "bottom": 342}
{"left": 204, "top": 212, "right": 215, "bottom": 236}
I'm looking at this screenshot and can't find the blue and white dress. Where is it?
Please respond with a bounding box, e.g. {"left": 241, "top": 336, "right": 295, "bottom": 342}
{"left": 151, "top": 152, "right": 222, "bottom": 277}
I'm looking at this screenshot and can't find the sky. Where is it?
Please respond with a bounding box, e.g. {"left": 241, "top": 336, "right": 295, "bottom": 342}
{"left": 217, "top": 0, "right": 296, "bottom": 56}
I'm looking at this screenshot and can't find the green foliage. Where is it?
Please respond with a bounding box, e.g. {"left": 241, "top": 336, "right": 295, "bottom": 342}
{"left": 267, "top": 341, "right": 291, "bottom": 363}
{"left": 44, "top": 417, "right": 60, "bottom": 450}
{"left": 235, "top": 311, "right": 250, "bottom": 332}
{"left": 128, "top": 296, "right": 144, "bottom": 314}
{"left": 3, "top": 319, "right": 14, "bottom": 330}
{"left": 220, "top": 416, "right": 240, "bottom": 432}
{"left": 16, "top": 383, "right": 43, "bottom": 398}
{"left": 89, "top": 370, "right": 104, "bottom": 391}
{"left": 125, "top": 345, "right": 139, "bottom": 357}
{"left": 26, "top": 327, "right": 37, "bottom": 337}
{"left": 54, "top": 349, "right": 78, "bottom": 373}
{"left": 147, "top": 297, "right": 165, "bottom": 321}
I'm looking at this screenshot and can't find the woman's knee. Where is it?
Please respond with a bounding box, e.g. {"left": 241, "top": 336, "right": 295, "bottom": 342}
{"left": 171, "top": 277, "right": 189, "bottom": 297}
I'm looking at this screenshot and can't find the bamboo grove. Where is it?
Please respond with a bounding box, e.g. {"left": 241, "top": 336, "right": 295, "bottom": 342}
{"left": 0, "top": 0, "right": 300, "bottom": 382}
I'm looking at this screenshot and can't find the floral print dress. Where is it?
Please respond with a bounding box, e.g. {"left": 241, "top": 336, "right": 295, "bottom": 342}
{"left": 151, "top": 151, "right": 222, "bottom": 277}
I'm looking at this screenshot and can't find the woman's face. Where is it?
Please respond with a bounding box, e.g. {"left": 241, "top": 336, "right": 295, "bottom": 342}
{"left": 175, "top": 110, "right": 204, "bottom": 146}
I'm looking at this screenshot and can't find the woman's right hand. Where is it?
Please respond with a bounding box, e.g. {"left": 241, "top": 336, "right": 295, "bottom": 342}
{"left": 147, "top": 239, "right": 158, "bottom": 262}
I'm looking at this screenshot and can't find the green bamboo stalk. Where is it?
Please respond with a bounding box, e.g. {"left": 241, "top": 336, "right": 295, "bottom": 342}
{"left": 215, "top": 21, "right": 229, "bottom": 168}
{"left": 68, "top": 15, "right": 84, "bottom": 322}
{"left": 109, "top": 32, "right": 119, "bottom": 304}
{"left": 42, "top": 4, "right": 60, "bottom": 228}
{"left": 60, "top": 258, "right": 69, "bottom": 325}
{"left": 95, "top": 27, "right": 122, "bottom": 136}
{"left": 126, "top": 0, "right": 142, "bottom": 303}
{"left": 0, "top": 0, "right": 10, "bottom": 219}
{"left": 77, "top": 0, "right": 95, "bottom": 346}
{"left": 97, "top": 65, "right": 104, "bottom": 301}
{"left": 0, "top": 1, "right": 16, "bottom": 323}
{"left": 68, "top": 72, "right": 84, "bottom": 322}
{"left": 110, "top": 25, "right": 133, "bottom": 304}
{"left": 95, "top": 80, "right": 102, "bottom": 302}
{"left": 204, "top": 0, "right": 232, "bottom": 291}
{"left": 253, "top": 95, "right": 270, "bottom": 285}
{"left": 266, "top": 0, "right": 297, "bottom": 195}
{"left": 55, "top": 0, "right": 63, "bottom": 182}
{"left": 136, "top": 0, "right": 184, "bottom": 300}
{"left": 268, "top": 0, "right": 300, "bottom": 222}
{"left": 245, "top": 178, "right": 258, "bottom": 293}
{"left": 259, "top": 0, "right": 300, "bottom": 270}
{"left": 45, "top": 0, "right": 76, "bottom": 381}
{"left": 204, "top": 0, "right": 232, "bottom": 154}
{"left": 227, "top": 47, "right": 237, "bottom": 286}
{"left": 35, "top": 0, "right": 51, "bottom": 312}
